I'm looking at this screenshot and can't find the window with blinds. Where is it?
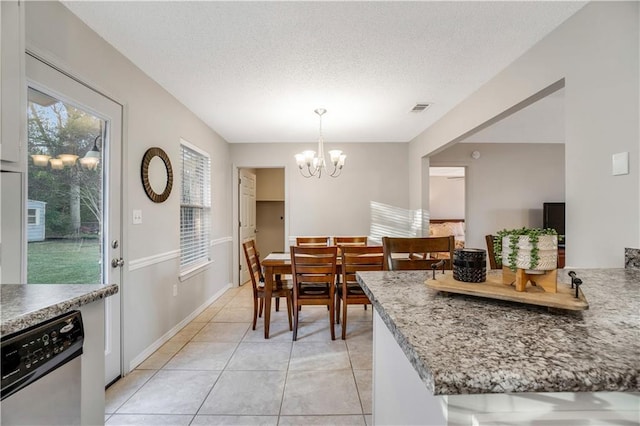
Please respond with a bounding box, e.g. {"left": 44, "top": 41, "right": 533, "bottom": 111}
{"left": 180, "top": 140, "right": 211, "bottom": 273}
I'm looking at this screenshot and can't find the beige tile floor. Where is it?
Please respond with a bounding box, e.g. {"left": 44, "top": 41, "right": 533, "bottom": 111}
{"left": 105, "top": 284, "right": 373, "bottom": 425}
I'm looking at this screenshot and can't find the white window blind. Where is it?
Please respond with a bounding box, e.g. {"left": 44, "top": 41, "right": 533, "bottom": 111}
{"left": 180, "top": 141, "right": 211, "bottom": 273}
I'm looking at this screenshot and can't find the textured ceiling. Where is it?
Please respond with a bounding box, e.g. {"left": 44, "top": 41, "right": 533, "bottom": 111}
{"left": 62, "top": 1, "right": 585, "bottom": 143}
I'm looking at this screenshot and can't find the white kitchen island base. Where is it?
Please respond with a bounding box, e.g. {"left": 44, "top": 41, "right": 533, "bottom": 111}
{"left": 373, "top": 311, "right": 639, "bottom": 426}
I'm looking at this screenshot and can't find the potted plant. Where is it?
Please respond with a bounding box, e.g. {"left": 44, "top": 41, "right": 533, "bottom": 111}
{"left": 493, "top": 227, "right": 558, "bottom": 271}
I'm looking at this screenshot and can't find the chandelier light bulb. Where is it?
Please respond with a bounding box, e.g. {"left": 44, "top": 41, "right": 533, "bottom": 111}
{"left": 79, "top": 157, "right": 99, "bottom": 170}
{"left": 303, "top": 150, "right": 316, "bottom": 165}
{"left": 49, "top": 158, "right": 64, "bottom": 170}
{"left": 57, "top": 154, "right": 79, "bottom": 166}
{"left": 82, "top": 134, "right": 102, "bottom": 170}
{"left": 30, "top": 154, "right": 51, "bottom": 167}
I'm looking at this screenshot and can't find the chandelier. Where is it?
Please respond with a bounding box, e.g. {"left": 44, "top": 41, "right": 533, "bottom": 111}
{"left": 30, "top": 135, "right": 101, "bottom": 171}
{"left": 295, "top": 108, "right": 346, "bottom": 178}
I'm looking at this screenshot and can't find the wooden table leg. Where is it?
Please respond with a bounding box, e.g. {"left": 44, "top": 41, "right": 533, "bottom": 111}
{"left": 263, "top": 265, "right": 273, "bottom": 339}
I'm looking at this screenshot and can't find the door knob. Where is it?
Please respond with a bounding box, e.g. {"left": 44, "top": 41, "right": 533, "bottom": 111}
{"left": 111, "top": 258, "right": 125, "bottom": 268}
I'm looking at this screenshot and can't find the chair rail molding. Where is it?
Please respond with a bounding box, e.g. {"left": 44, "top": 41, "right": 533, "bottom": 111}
{"left": 210, "top": 236, "right": 233, "bottom": 247}
{"left": 128, "top": 237, "right": 231, "bottom": 271}
{"left": 128, "top": 249, "right": 180, "bottom": 271}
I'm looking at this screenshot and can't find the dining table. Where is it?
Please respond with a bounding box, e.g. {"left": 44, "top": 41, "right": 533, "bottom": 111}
{"left": 261, "top": 252, "right": 343, "bottom": 339}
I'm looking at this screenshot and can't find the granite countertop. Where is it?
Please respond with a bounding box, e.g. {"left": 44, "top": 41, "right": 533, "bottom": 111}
{"left": 1, "top": 283, "right": 119, "bottom": 336}
{"left": 357, "top": 268, "right": 640, "bottom": 396}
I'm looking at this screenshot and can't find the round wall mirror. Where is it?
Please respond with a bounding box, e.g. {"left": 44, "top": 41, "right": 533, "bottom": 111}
{"left": 141, "top": 147, "right": 173, "bottom": 203}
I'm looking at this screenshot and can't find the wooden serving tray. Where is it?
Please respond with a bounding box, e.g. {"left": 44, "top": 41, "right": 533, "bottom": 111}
{"left": 425, "top": 270, "right": 589, "bottom": 311}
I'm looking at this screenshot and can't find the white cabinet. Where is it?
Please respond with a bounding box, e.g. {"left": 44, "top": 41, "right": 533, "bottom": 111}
{"left": 1, "top": 0, "right": 25, "bottom": 169}
{"left": 1, "top": 171, "right": 23, "bottom": 283}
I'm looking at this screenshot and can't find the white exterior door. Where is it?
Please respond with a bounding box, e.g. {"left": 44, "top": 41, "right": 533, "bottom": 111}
{"left": 239, "top": 169, "right": 256, "bottom": 285}
{"left": 26, "top": 54, "right": 123, "bottom": 385}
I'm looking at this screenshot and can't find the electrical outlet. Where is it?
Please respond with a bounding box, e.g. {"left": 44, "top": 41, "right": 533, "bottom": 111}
{"left": 173, "top": 284, "right": 178, "bottom": 296}
{"left": 133, "top": 209, "right": 143, "bottom": 224}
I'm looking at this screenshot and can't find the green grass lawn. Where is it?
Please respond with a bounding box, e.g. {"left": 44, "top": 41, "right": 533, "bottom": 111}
{"left": 28, "top": 239, "right": 102, "bottom": 284}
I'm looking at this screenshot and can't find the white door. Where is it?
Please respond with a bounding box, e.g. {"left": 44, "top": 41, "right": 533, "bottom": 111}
{"left": 239, "top": 169, "right": 256, "bottom": 285}
{"left": 25, "top": 54, "right": 122, "bottom": 385}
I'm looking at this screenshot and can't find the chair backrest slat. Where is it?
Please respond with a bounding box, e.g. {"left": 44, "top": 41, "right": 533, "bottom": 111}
{"left": 485, "top": 234, "right": 501, "bottom": 269}
{"left": 382, "top": 236, "right": 455, "bottom": 270}
{"left": 296, "top": 236, "right": 330, "bottom": 248}
{"left": 333, "top": 236, "right": 367, "bottom": 246}
{"left": 242, "top": 239, "right": 263, "bottom": 291}
{"left": 341, "top": 246, "right": 384, "bottom": 285}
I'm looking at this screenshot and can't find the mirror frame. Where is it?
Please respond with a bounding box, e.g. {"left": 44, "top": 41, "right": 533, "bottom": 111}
{"left": 141, "top": 147, "right": 173, "bottom": 203}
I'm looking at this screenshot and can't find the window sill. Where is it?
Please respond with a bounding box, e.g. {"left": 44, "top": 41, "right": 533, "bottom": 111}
{"left": 179, "top": 259, "right": 213, "bottom": 282}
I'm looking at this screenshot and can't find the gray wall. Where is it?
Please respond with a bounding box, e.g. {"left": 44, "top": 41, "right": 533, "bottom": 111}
{"left": 229, "top": 142, "right": 409, "bottom": 281}
{"left": 231, "top": 142, "right": 409, "bottom": 236}
{"left": 410, "top": 2, "right": 639, "bottom": 267}
{"left": 26, "top": 2, "right": 233, "bottom": 371}
{"left": 429, "top": 176, "right": 465, "bottom": 220}
{"left": 430, "top": 143, "right": 565, "bottom": 253}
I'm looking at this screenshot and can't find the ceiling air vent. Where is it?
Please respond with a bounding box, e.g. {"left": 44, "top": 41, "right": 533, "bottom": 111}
{"left": 410, "top": 103, "right": 431, "bottom": 113}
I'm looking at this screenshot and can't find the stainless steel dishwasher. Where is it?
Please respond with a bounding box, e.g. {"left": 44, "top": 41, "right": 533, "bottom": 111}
{"left": 1, "top": 310, "right": 84, "bottom": 425}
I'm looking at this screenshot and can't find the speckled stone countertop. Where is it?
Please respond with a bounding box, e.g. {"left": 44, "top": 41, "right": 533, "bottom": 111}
{"left": 357, "top": 268, "right": 639, "bottom": 396}
{"left": 1, "top": 283, "right": 119, "bottom": 336}
{"left": 626, "top": 248, "right": 640, "bottom": 269}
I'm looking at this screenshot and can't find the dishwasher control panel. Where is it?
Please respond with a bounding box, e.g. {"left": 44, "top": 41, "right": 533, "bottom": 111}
{"left": 1, "top": 310, "right": 84, "bottom": 400}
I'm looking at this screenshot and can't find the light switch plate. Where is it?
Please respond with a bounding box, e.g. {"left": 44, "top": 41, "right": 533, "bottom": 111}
{"left": 132, "top": 209, "right": 143, "bottom": 224}
{"left": 612, "top": 152, "right": 629, "bottom": 176}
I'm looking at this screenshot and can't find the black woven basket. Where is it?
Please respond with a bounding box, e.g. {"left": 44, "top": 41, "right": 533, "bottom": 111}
{"left": 453, "top": 248, "right": 486, "bottom": 283}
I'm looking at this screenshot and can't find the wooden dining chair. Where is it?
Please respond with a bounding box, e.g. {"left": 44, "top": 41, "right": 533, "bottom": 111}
{"left": 333, "top": 236, "right": 371, "bottom": 313}
{"left": 296, "top": 236, "right": 330, "bottom": 248}
{"left": 242, "top": 240, "right": 293, "bottom": 331}
{"left": 382, "top": 236, "right": 455, "bottom": 270}
{"left": 485, "top": 234, "right": 502, "bottom": 269}
{"left": 290, "top": 245, "right": 338, "bottom": 340}
{"left": 336, "top": 245, "right": 383, "bottom": 339}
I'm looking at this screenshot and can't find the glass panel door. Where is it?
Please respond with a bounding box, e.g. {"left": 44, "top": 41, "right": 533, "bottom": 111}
{"left": 26, "top": 54, "right": 123, "bottom": 385}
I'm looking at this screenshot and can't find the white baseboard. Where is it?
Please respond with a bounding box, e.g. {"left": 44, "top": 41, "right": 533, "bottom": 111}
{"left": 128, "top": 283, "right": 232, "bottom": 371}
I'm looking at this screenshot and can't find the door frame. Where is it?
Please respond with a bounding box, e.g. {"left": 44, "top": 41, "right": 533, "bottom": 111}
{"left": 25, "top": 50, "right": 127, "bottom": 383}
{"left": 238, "top": 168, "right": 257, "bottom": 285}
{"left": 232, "top": 164, "right": 289, "bottom": 287}
{"left": 427, "top": 164, "right": 468, "bottom": 237}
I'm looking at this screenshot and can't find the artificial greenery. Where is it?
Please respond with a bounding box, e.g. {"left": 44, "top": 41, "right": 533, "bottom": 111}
{"left": 494, "top": 227, "right": 558, "bottom": 271}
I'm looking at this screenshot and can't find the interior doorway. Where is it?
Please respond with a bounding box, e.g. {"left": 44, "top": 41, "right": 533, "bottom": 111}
{"left": 429, "top": 167, "right": 466, "bottom": 220}
{"left": 238, "top": 167, "right": 285, "bottom": 286}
